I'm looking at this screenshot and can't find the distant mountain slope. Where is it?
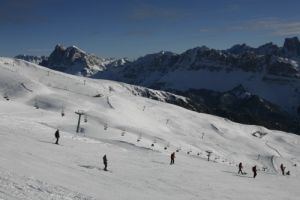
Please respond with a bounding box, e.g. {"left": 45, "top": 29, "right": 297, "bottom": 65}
{"left": 99, "top": 37, "right": 300, "bottom": 116}
{"left": 14, "top": 37, "right": 300, "bottom": 134}
{"left": 15, "top": 44, "right": 129, "bottom": 77}
{"left": 15, "top": 54, "right": 47, "bottom": 65}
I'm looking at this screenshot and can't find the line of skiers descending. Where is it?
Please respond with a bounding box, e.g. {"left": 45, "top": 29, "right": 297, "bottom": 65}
{"left": 238, "top": 162, "right": 290, "bottom": 178}
{"left": 53, "top": 130, "right": 292, "bottom": 175}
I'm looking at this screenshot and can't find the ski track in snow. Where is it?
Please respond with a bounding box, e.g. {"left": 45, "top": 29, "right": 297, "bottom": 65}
{"left": 0, "top": 170, "right": 95, "bottom": 200}
{"left": 265, "top": 141, "right": 282, "bottom": 157}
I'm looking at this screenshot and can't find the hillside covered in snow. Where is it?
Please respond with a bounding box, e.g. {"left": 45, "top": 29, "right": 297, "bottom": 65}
{"left": 15, "top": 37, "right": 300, "bottom": 134}
{"left": 0, "top": 58, "right": 300, "bottom": 199}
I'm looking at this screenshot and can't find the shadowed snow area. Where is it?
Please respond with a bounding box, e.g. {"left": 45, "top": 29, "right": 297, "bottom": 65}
{"left": 0, "top": 58, "right": 300, "bottom": 199}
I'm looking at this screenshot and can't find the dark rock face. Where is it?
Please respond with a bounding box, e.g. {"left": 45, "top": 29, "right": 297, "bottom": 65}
{"left": 256, "top": 42, "right": 279, "bottom": 55}
{"left": 282, "top": 37, "right": 300, "bottom": 57}
{"left": 227, "top": 43, "right": 254, "bottom": 54}
{"left": 169, "top": 86, "right": 300, "bottom": 134}
{"left": 267, "top": 56, "right": 299, "bottom": 77}
{"left": 40, "top": 45, "right": 91, "bottom": 75}
{"left": 121, "top": 51, "right": 179, "bottom": 83}
{"left": 114, "top": 37, "right": 300, "bottom": 86}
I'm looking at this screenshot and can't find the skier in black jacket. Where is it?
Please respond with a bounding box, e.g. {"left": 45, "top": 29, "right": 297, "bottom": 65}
{"left": 238, "top": 162, "right": 243, "bottom": 174}
{"left": 280, "top": 163, "right": 285, "bottom": 175}
{"left": 170, "top": 152, "right": 175, "bottom": 165}
{"left": 55, "top": 129, "right": 60, "bottom": 145}
{"left": 103, "top": 154, "right": 108, "bottom": 171}
{"left": 252, "top": 165, "right": 257, "bottom": 178}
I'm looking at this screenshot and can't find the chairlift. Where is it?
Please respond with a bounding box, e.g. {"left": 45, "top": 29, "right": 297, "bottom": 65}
{"left": 84, "top": 114, "right": 87, "bottom": 123}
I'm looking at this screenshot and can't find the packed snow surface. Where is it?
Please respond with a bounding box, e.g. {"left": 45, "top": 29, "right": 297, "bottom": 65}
{"left": 0, "top": 58, "right": 300, "bottom": 199}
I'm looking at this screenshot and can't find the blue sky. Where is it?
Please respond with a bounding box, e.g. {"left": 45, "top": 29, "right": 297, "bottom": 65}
{"left": 0, "top": 0, "right": 300, "bottom": 59}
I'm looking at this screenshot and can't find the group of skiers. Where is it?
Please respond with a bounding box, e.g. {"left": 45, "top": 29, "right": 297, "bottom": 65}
{"left": 54, "top": 130, "right": 292, "bottom": 175}
{"left": 238, "top": 162, "right": 290, "bottom": 178}
{"left": 280, "top": 163, "right": 290, "bottom": 175}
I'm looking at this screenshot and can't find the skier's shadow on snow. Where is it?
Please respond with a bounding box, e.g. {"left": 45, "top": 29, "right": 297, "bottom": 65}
{"left": 79, "top": 165, "right": 101, "bottom": 170}
{"left": 234, "top": 174, "right": 253, "bottom": 178}
{"left": 79, "top": 165, "right": 97, "bottom": 169}
{"left": 78, "top": 165, "right": 112, "bottom": 172}
{"left": 38, "top": 140, "right": 56, "bottom": 145}
{"left": 222, "top": 170, "right": 252, "bottom": 178}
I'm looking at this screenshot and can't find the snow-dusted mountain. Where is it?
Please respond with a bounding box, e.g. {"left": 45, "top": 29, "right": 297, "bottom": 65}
{"left": 15, "top": 37, "right": 300, "bottom": 134}
{"left": 97, "top": 37, "right": 300, "bottom": 134}
{"left": 37, "top": 44, "right": 128, "bottom": 77}
{"left": 0, "top": 57, "right": 300, "bottom": 199}
{"left": 98, "top": 37, "right": 300, "bottom": 116}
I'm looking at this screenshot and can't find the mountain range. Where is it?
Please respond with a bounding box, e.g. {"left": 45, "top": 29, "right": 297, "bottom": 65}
{"left": 15, "top": 37, "right": 300, "bottom": 134}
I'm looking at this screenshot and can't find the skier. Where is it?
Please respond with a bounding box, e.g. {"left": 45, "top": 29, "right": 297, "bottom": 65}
{"left": 238, "top": 162, "right": 243, "bottom": 174}
{"left": 54, "top": 129, "right": 60, "bottom": 145}
{"left": 103, "top": 154, "right": 108, "bottom": 171}
{"left": 170, "top": 152, "right": 175, "bottom": 165}
{"left": 280, "top": 163, "right": 285, "bottom": 175}
{"left": 252, "top": 165, "right": 257, "bottom": 178}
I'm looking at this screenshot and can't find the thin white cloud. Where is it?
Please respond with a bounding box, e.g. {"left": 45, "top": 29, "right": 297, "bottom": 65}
{"left": 230, "top": 18, "right": 300, "bottom": 36}
{"left": 198, "top": 18, "right": 300, "bottom": 36}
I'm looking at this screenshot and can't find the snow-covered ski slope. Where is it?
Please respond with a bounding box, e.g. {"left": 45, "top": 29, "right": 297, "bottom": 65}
{"left": 0, "top": 57, "right": 300, "bottom": 200}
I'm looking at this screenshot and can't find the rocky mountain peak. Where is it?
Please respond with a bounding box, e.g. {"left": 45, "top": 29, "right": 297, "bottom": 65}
{"left": 283, "top": 37, "right": 300, "bottom": 56}
{"left": 54, "top": 44, "right": 65, "bottom": 51}
{"left": 256, "top": 42, "right": 279, "bottom": 55}
{"left": 227, "top": 43, "right": 254, "bottom": 54}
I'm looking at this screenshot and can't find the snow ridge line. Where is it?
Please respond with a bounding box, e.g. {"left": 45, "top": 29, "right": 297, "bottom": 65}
{"left": 20, "top": 83, "right": 33, "bottom": 92}
{"left": 265, "top": 141, "right": 282, "bottom": 157}
{"left": 106, "top": 96, "right": 114, "bottom": 109}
